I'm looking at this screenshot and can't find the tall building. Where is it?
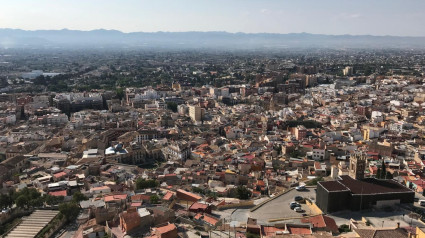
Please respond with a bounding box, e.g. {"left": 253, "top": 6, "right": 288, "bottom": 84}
{"left": 343, "top": 66, "right": 353, "bottom": 76}
{"left": 172, "top": 82, "right": 181, "bottom": 91}
{"left": 294, "top": 125, "right": 307, "bottom": 140}
{"left": 189, "top": 105, "right": 204, "bottom": 122}
{"left": 349, "top": 152, "right": 366, "bottom": 180}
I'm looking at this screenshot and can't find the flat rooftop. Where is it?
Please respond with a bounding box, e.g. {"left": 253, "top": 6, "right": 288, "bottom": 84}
{"left": 5, "top": 210, "right": 59, "bottom": 238}
{"left": 319, "top": 175, "right": 413, "bottom": 195}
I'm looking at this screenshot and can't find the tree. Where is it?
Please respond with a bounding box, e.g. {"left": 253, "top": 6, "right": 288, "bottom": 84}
{"left": 72, "top": 192, "right": 88, "bottom": 203}
{"left": 167, "top": 102, "right": 178, "bottom": 112}
{"left": 15, "top": 195, "right": 28, "bottom": 209}
{"left": 236, "top": 186, "right": 252, "bottom": 200}
{"left": 59, "top": 202, "right": 80, "bottom": 222}
{"left": 29, "top": 197, "right": 44, "bottom": 207}
{"left": 116, "top": 88, "right": 125, "bottom": 100}
{"left": 380, "top": 160, "right": 386, "bottom": 179}
{"left": 33, "top": 75, "right": 47, "bottom": 86}
{"left": 45, "top": 195, "right": 64, "bottom": 206}
{"left": 376, "top": 160, "right": 391, "bottom": 179}
{"left": 136, "top": 178, "right": 158, "bottom": 190}
{"left": 150, "top": 194, "right": 160, "bottom": 204}
{"left": 289, "top": 150, "right": 303, "bottom": 158}
{"left": 0, "top": 194, "right": 12, "bottom": 209}
{"left": 376, "top": 167, "right": 382, "bottom": 179}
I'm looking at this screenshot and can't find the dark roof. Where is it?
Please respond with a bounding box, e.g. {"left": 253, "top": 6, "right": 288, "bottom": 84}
{"left": 319, "top": 180, "right": 349, "bottom": 192}
{"left": 319, "top": 176, "right": 413, "bottom": 195}
{"left": 1, "top": 155, "right": 26, "bottom": 166}
{"left": 355, "top": 228, "right": 408, "bottom": 238}
{"left": 339, "top": 175, "right": 412, "bottom": 195}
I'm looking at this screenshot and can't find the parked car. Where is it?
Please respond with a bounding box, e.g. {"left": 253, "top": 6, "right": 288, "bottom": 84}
{"left": 296, "top": 185, "right": 306, "bottom": 191}
{"left": 290, "top": 202, "right": 301, "bottom": 209}
{"left": 1, "top": 208, "right": 10, "bottom": 214}
{"left": 294, "top": 207, "right": 304, "bottom": 212}
{"left": 294, "top": 196, "right": 304, "bottom": 203}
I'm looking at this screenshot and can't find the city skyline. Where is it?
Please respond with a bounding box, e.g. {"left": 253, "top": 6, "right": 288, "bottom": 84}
{"left": 1, "top": 0, "right": 425, "bottom": 36}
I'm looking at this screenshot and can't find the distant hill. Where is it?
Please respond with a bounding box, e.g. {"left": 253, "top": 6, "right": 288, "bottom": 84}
{"left": 0, "top": 29, "right": 424, "bottom": 49}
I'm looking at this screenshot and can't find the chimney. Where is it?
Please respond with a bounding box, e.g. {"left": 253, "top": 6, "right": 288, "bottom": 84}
{"left": 397, "top": 222, "right": 400, "bottom": 228}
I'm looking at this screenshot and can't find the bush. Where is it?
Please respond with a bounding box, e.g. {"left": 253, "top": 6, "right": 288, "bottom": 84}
{"left": 193, "top": 187, "right": 205, "bottom": 195}
{"left": 150, "top": 195, "right": 160, "bottom": 204}
{"left": 306, "top": 177, "right": 324, "bottom": 186}
{"left": 246, "top": 232, "right": 260, "bottom": 238}
{"left": 136, "top": 178, "right": 159, "bottom": 190}
{"left": 338, "top": 224, "right": 351, "bottom": 233}
{"left": 236, "top": 186, "right": 252, "bottom": 200}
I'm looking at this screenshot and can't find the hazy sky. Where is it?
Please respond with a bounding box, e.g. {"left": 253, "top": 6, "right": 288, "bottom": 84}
{"left": 1, "top": 0, "right": 425, "bottom": 36}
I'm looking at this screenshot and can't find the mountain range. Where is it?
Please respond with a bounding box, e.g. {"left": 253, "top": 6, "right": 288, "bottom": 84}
{"left": 0, "top": 28, "right": 424, "bottom": 49}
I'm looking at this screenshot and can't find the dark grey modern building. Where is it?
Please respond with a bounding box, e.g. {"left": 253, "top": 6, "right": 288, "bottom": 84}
{"left": 316, "top": 175, "right": 414, "bottom": 213}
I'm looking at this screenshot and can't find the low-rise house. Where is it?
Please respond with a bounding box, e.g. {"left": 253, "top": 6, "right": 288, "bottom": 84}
{"left": 151, "top": 223, "right": 178, "bottom": 238}
{"left": 119, "top": 209, "right": 141, "bottom": 234}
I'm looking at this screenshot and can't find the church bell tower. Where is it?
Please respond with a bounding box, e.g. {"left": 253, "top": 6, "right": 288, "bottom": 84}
{"left": 349, "top": 152, "right": 367, "bottom": 180}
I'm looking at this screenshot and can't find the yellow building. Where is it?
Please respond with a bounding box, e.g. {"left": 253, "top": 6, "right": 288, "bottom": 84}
{"left": 189, "top": 105, "right": 204, "bottom": 122}
{"left": 416, "top": 227, "right": 425, "bottom": 238}
{"left": 172, "top": 82, "right": 181, "bottom": 91}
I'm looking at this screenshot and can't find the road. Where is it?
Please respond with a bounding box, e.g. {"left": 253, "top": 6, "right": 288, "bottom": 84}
{"left": 250, "top": 188, "right": 317, "bottom": 224}
{"left": 213, "top": 188, "right": 317, "bottom": 225}
{"left": 57, "top": 222, "right": 79, "bottom": 238}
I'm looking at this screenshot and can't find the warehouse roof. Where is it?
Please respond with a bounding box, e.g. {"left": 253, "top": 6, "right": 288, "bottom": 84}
{"left": 319, "top": 175, "right": 413, "bottom": 195}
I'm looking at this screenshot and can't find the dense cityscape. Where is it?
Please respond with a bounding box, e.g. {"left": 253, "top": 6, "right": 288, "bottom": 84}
{"left": 1, "top": 0, "right": 425, "bottom": 237}
{"left": 0, "top": 46, "right": 424, "bottom": 238}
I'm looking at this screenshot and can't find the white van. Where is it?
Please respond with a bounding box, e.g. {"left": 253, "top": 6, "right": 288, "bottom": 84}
{"left": 419, "top": 200, "right": 425, "bottom": 206}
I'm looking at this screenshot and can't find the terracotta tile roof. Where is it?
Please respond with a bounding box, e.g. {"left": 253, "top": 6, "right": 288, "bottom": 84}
{"left": 53, "top": 171, "right": 67, "bottom": 178}
{"left": 190, "top": 202, "right": 208, "bottom": 210}
{"left": 49, "top": 190, "right": 67, "bottom": 197}
{"left": 202, "top": 214, "right": 219, "bottom": 226}
{"left": 261, "top": 226, "right": 286, "bottom": 236}
{"left": 104, "top": 194, "right": 127, "bottom": 202}
{"left": 163, "top": 191, "right": 173, "bottom": 201}
{"left": 257, "top": 180, "right": 266, "bottom": 186}
{"left": 287, "top": 227, "right": 311, "bottom": 235}
{"left": 176, "top": 189, "right": 202, "bottom": 200}
{"left": 154, "top": 223, "right": 177, "bottom": 234}
{"left": 301, "top": 215, "right": 338, "bottom": 233}
{"left": 132, "top": 194, "right": 150, "bottom": 201}
{"left": 130, "top": 202, "right": 142, "bottom": 207}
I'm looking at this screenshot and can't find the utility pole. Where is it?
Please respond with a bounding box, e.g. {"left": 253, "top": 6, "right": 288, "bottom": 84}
{"left": 227, "top": 219, "right": 230, "bottom": 238}
{"left": 359, "top": 185, "right": 363, "bottom": 212}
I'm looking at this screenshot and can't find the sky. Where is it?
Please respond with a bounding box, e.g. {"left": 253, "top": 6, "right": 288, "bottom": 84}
{"left": 1, "top": 0, "right": 425, "bottom": 36}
